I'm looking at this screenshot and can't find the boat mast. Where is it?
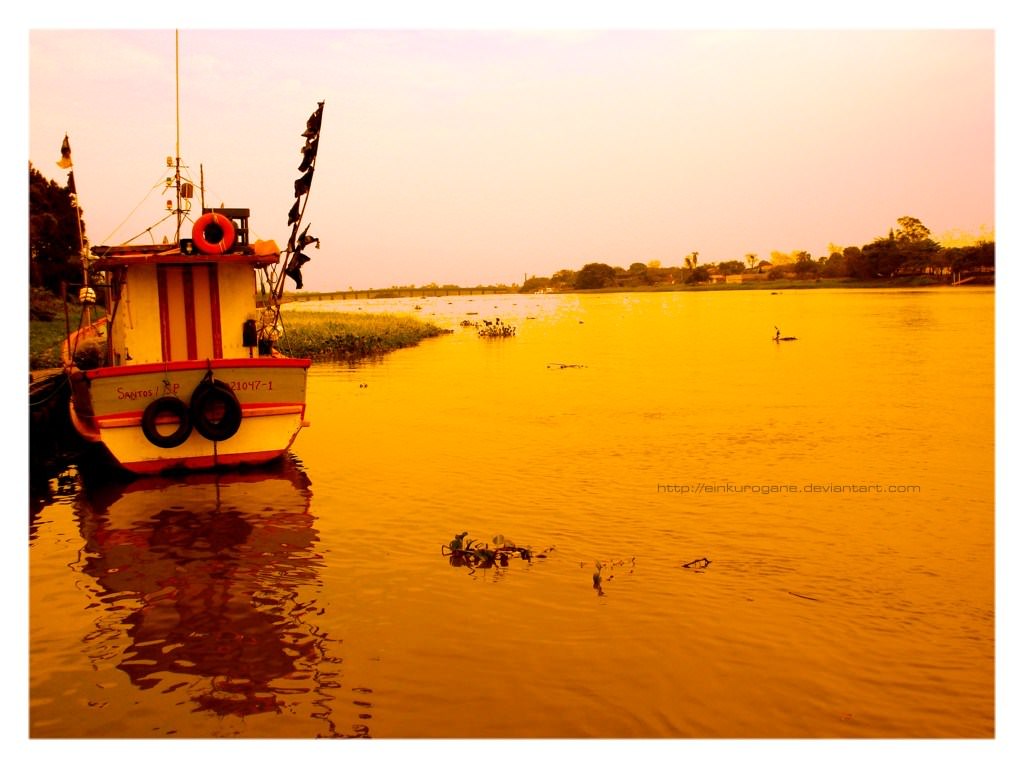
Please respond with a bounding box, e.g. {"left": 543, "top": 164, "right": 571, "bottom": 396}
{"left": 73, "top": 159, "right": 91, "bottom": 326}
{"left": 174, "top": 29, "right": 183, "bottom": 242}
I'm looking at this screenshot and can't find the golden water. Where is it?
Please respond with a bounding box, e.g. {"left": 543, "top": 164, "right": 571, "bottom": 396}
{"left": 29, "top": 288, "right": 994, "bottom": 738}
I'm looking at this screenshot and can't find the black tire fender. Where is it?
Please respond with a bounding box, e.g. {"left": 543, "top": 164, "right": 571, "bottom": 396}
{"left": 190, "top": 378, "right": 243, "bottom": 442}
{"left": 141, "top": 396, "right": 192, "bottom": 448}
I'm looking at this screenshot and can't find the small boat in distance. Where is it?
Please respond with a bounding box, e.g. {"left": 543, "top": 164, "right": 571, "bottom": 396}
{"left": 59, "top": 42, "right": 323, "bottom": 474}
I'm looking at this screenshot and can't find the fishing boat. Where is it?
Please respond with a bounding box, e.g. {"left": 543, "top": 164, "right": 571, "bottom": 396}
{"left": 58, "top": 46, "right": 323, "bottom": 474}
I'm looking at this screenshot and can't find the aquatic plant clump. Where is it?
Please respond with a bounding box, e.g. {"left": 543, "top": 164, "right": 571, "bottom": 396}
{"left": 278, "top": 310, "right": 450, "bottom": 360}
{"left": 476, "top": 317, "right": 516, "bottom": 338}
{"left": 587, "top": 556, "right": 639, "bottom": 596}
{"left": 442, "top": 531, "right": 550, "bottom": 570}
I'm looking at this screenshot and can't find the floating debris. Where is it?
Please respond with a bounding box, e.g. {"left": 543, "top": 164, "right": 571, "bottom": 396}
{"left": 547, "top": 362, "right": 586, "bottom": 369}
{"left": 585, "top": 557, "right": 636, "bottom": 595}
{"left": 681, "top": 557, "right": 711, "bottom": 570}
{"left": 583, "top": 556, "right": 635, "bottom": 573}
{"left": 787, "top": 591, "right": 820, "bottom": 601}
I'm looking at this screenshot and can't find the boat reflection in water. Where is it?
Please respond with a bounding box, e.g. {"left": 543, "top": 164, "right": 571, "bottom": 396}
{"left": 72, "top": 458, "right": 360, "bottom": 736}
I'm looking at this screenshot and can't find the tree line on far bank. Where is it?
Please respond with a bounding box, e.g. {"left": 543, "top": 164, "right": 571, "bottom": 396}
{"left": 29, "top": 164, "right": 993, "bottom": 300}
{"left": 520, "top": 216, "right": 994, "bottom": 293}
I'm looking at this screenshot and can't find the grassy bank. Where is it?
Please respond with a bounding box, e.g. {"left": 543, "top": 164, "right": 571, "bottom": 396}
{"left": 29, "top": 290, "right": 97, "bottom": 370}
{"left": 28, "top": 292, "right": 450, "bottom": 370}
{"left": 276, "top": 310, "right": 450, "bottom": 361}
{"left": 30, "top": 319, "right": 71, "bottom": 370}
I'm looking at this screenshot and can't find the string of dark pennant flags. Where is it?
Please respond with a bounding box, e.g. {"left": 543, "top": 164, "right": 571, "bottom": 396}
{"left": 276, "top": 101, "right": 324, "bottom": 296}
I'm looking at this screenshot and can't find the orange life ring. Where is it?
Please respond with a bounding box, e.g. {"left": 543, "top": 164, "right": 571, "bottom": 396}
{"left": 192, "top": 212, "right": 236, "bottom": 254}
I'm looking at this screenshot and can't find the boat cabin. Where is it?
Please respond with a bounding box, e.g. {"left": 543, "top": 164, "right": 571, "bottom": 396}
{"left": 91, "top": 208, "right": 281, "bottom": 367}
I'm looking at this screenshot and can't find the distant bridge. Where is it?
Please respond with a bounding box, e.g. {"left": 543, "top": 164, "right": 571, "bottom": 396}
{"left": 286, "top": 287, "right": 516, "bottom": 302}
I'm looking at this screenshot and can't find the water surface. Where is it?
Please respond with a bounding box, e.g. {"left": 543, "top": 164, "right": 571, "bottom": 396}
{"left": 30, "top": 287, "right": 994, "bottom": 738}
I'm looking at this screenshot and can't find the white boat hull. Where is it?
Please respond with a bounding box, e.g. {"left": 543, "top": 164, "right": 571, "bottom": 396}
{"left": 68, "top": 357, "right": 310, "bottom": 474}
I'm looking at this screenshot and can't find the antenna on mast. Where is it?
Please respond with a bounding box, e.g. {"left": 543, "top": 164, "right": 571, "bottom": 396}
{"left": 174, "top": 29, "right": 183, "bottom": 241}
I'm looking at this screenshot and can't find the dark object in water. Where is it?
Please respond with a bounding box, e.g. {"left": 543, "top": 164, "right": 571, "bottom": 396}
{"left": 773, "top": 326, "right": 797, "bottom": 342}
{"left": 442, "top": 531, "right": 548, "bottom": 571}
{"left": 478, "top": 317, "right": 516, "bottom": 338}
{"left": 788, "top": 591, "right": 820, "bottom": 601}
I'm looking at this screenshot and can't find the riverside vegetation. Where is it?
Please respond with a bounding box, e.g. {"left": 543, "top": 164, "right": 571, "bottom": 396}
{"left": 28, "top": 294, "right": 449, "bottom": 371}
{"left": 275, "top": 309, "right": 450, "bottom": 361}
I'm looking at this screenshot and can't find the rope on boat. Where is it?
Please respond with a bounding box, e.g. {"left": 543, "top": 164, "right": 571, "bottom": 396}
{"left": 28, "top": 372, "right": 70, "bottom": 408}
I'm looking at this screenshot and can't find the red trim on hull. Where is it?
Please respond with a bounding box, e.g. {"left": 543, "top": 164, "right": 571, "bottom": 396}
{"left": 80, "top": 356, "right": 311, "bottom": 380}
{"left": 120, "top": 448, "right": 291, "bottom": 474}
{"left": 68, "top": 401, "right": 103, "bottom": 442}
{"left": 208, "top": 265, "right": 223, "bottom": 358}
{"left": 96, "top": 402, "right": 306, "bottom": 428}
{"left": 183, "top": 266, "right": 198, "bottom": 359}
{"left": 157, "top": 267, "right": 172, "bottom": 361}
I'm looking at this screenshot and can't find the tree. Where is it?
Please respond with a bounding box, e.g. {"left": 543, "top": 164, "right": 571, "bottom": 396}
{"left": 945, "top": 241, "right": 995, "bottom": 275}
{"left": 745, "top": 253, "right": 758, "bottom": 271}
{"left": 574, "top": 262, "right": 616, "bottom": 290}
{"left": 894, "top": 216, "right": 931, "bottom": 243}
{"left": 890, "top": 216, "right": 939, "bottom": 274}
{"left": 975, "top": 240, "right": 995, "bottom": 269}
{"left": 684, "top": 266, "right": 710, "bottom": 284}
{"left": 820, "top": 250, "right": 848, "bottom": 278}
{"left": 626, "top": 262, "right": 652, "bottom": 286}
{"left": 844, "top": 246, "right": 871, "bottom": 279}
{"left": 519, "top": 276, "right": 551, "bottom": 293}
{"left": 716, "top": 260, "right": 746, "bottom": 276}
{"left": 791, "top": 252, "right": 819, "bottom": 277}
{"left": 684, "top": 251, "right": 699, "bottom": 270}
{"left": 862, "top": 234, "right": 903, "bottom": 278}
{"left": 549, "top": 269, "right": 577, "bottom": 290}
{"left": 900, "top": 238, "right": 940, "bottom": 274}
{"left": 29, "top": 162, "right": 86, "bottom": 294}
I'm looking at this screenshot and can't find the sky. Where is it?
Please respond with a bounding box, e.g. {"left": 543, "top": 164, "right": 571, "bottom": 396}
{"left": 24, "top": 17, "right": 998, "bottom": 292}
